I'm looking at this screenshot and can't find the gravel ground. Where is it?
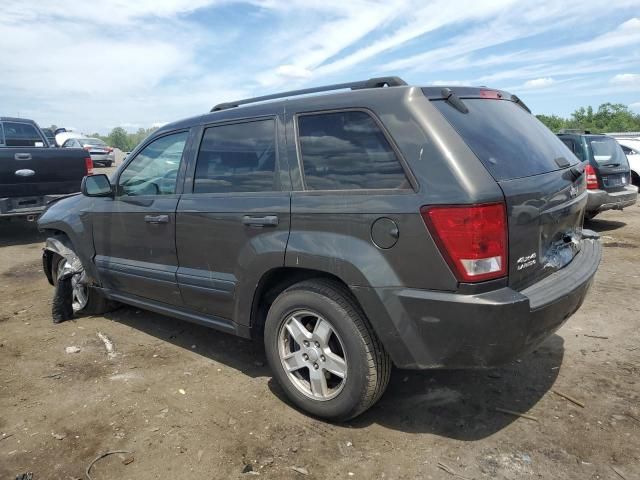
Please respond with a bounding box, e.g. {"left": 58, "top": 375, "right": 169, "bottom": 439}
{"left": 0, "top": 206, "right": 638, "bottom": 480}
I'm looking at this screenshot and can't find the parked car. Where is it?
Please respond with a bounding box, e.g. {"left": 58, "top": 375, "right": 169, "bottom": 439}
{"left": 615, "top": 138, "right": 640, "bottom": 187}
{"left": 1, "top": 116, "right": 92, "bottom": 220}
{"left": 557, "top": 131, "right": 638, "bottom": 219}
{"left": 62, "top": 137, "right": 114, "bottom": 167}
{"left": 38, "top": 78, "right": 602, "bottom": 420}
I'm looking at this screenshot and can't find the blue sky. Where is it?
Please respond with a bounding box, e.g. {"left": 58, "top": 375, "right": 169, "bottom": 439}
{"left": 1, "top": 0, "right": 639, "bottom": 134}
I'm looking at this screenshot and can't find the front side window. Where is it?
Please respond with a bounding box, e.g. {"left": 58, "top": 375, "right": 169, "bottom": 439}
{"left": 2, "top": 121, "right": 44, "bottom": 147}
{"left": 118, "top": 132, "right": 188, "bottom": 196}
{"left": 193, "top": 119, "right": 277, "bottom": 193}
{"left": 297, "top": 110, "right": 410, "bottom": 190}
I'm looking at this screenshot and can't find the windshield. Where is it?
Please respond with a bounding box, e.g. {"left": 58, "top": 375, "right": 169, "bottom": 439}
{"left": 431, "top": 98, "right": 579, "bottom": 181}
{"left": 586, "top": 136, "right": 629, "bottom": 166}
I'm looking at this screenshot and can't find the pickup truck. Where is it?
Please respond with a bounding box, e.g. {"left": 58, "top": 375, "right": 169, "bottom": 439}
{"left": 1, "top": 116, "right": 91, "bottom": 220}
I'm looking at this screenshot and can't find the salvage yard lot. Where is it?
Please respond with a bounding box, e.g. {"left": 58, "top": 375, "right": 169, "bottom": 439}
{"left": 1, "top": 207, "right": 639, "bottom": 480}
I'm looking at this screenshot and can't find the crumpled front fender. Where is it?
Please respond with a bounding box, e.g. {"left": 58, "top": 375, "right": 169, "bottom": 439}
{"left": 42, "top": 236, "right": 83, "bottom": 285}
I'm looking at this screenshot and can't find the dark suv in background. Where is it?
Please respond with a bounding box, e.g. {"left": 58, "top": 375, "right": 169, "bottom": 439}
{"left": 558, "top": 131, "right": 638, "bottom": 219}
{"left": 38, "top": 78, "right": 601, "bottom": 420}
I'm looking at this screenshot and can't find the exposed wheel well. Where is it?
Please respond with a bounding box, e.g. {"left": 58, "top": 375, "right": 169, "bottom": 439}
{"left": 632, "top": 170, "right": 640, "bottom": 187}
{"left": 249, "top": 267, "right": 357, "bottom": 339}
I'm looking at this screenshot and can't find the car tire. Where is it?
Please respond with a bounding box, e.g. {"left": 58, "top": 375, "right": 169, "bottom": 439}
{"left": 264, "top": 279, "right": 391, "bottom": 421}
{"left": 106, "top": 161, "right": 113, "bottom": 167}
{"left": 585, "top": 211, "right": 598, "bottom": 221}
{"left": 52, "top": 253, "right": 115, "bottom": 316}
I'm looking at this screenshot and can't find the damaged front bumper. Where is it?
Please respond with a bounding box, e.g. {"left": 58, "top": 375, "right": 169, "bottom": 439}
{"left": 353, "top": 238, "right": 602, "bottom": 370}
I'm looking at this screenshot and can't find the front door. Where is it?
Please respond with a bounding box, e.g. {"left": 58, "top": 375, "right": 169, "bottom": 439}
{"left": 92, "top": 130, "right": 190, "bottom": 305}
{"left": 176, "top": 116, "right": 290, "bottom": 323}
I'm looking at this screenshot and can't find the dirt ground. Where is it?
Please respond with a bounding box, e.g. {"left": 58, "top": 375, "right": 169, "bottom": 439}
{"left": 1, "top": 204, "right": 638, "bottom": 480}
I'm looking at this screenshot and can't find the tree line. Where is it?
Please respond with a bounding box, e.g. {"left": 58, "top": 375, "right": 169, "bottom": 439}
{"left": 88, "top": 127, "right": 158, "bottom": 152}
{"left": 536, "top": 103, "right": 640, "bottom": 133}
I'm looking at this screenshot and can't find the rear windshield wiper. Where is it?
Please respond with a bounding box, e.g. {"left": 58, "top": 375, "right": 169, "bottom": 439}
{"left": 440, "top": 88, "right": 469, "bottom": 114}
{"left": 601, "top": 162, "right": 620, "bottom": 167}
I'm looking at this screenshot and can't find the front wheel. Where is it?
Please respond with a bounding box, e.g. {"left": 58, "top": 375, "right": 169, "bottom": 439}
{"left": 53, "top": 254, "right": 114, "bottom": 316}
{"left": 264, "top": 279, "right": 391, "bottom": 421}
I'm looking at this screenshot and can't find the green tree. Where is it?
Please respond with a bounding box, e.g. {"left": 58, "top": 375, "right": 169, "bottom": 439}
{"left": 107, "top": 127, "right": 132, "bottom": 151}
{"left": 536, "top": 103, "right": 640, "bottom": 133}
{"left": 536, "top": 114, "right": 566, "bottom": 132}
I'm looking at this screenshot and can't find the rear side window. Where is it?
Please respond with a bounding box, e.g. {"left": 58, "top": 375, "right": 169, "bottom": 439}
{"left": 194, "top": 119, "right": 277, "bottom": 193}
{"left": 297, "top": 110, "right": 410, "bottom": 190}
{"left": 2, "top": 121, "right": 44, "bottom": 147}
{"left": 432, "top": 99, "right": 578, "bottom": 181}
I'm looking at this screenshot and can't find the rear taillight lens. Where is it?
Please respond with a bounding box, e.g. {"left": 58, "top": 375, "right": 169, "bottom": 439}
{"left": 421, "top": 203, "right": 508, "bottom": 282}
{"left": 585, "top": 164, "right": 599, "bottom": 190}
{"left": 85, "top": 157, "right": 94, "bottom": 175}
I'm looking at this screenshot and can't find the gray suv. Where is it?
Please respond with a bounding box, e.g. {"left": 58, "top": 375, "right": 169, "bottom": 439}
{"left": 38, "top": 77, "right": 602, "bottom": 420}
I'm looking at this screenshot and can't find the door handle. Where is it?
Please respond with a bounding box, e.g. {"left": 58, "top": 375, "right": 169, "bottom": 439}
{"left": 14, "top": 153, "right": 32, "bottom": 161}
{"left": 144, "top": 214, "right": 170, "bottom": 224}
{"left": 242, "top": 215, "right": 278, "bottom": 227}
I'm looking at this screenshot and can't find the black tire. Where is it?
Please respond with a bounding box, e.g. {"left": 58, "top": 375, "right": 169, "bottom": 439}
{"left": 585, "top": 211, "right": 598, "bottom": 221}
{"left": 52, "top": 253, "right": 115, "bottom": 316}
{"left": 264, "top": 279, "right": 391, "bottom": 421}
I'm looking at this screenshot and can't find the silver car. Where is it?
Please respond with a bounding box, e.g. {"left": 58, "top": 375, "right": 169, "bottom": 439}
{"left": 62, "top": 137, "right": 114, "bottom": 167}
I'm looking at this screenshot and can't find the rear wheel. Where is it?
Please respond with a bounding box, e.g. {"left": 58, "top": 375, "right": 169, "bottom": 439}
{"left": 584, "top": 211, "right": 598, "bottom": 221}
{"left": 264, "top": 279, "right": 391, "bottom": 421}
{"left": 52, "top": 254, "right": 113, "bottom": 315}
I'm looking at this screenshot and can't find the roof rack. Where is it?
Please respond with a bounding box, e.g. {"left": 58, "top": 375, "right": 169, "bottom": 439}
{"left": 210, "top": 76, "right": 408, "bottom": 112}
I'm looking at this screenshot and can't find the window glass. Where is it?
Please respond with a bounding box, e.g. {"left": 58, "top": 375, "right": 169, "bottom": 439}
{"left": 2, "top": 121, "right": 44, "bottom": 147}
{"left": 194, "top": 119, "right": 277, "bottom": 193}
{"left": 297, "top": 111, "right": 409, "bottom": 190}
{"left": 432, "top": 98, "right": 579, "bottom": 181}
{"left": 118, "top": 132, "right": 188, "bottom": 196}
{"left": 0, "top": 123, "right": 5, "bottom": 146}
{"left": 586, "top": 136, "right": 629, "bottom": 167}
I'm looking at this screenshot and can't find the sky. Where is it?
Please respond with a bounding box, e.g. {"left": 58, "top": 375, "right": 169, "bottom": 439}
{"left": 1, "top": 0, "right": 640, "bottom": 134}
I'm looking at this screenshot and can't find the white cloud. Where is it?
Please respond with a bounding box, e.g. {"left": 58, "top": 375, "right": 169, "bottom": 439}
{"left": 611, "top": 73, "right": 640, "bottom": 85}
{"left": 523, "top": 77, "right": 555, "bottom": 88}
{"left": 630, "top": 102, "right": 640, "bottom": 112}
{"left": 275, "top": 65, "right": 313, "bottom": 79}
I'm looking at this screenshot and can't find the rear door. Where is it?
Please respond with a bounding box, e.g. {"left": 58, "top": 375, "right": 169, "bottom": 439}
{"left": 432, "top": 95, "right": 586, "bottom": 290}
{"left": 92, "top": 130, "right": 190, "bottom": 305}
{"left": 584, "top": 135, "right": 631, "bottom": 191}
{"left": 175, "top": 115, "right": 290, "bottom": 323}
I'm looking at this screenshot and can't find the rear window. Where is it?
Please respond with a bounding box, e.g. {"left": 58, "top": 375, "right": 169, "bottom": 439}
{"left": 432, "top": 99, "right": 578, "bottom": 181}
{"left": 586, "top": 136, "right": 629, "bottom": 167}
{"left": 82, "top": 138, "right": 106, "bottom": 146}
{"left": 297, "top": 110, "right": 410, "bottom": 190}
{"left": 2, "top": 121, "right": 45, "bottom": 147}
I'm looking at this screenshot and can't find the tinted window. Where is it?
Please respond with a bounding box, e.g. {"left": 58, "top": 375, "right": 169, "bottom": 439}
{"left": 297, "top": 111, "right": 410, "bottom": 190}
{"left": 0, "top": 123, "right": 4, "bottom": 146}
{"left": 119, "top": 132, "right": 188, "bottom": 196}
{"left": 432, "top": 99, "right": 579, "bottom": 181}
{"left": 194, "top": 119, "right": 277, "bottom": 193}
{"left": 586, "top": 136, "right": 629, "bottom": 167}
{"left": 2, "top": 121, "right": 44, "bottom": 147}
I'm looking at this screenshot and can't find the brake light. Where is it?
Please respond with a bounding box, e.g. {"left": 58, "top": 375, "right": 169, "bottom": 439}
{"left": 421, "top": 203, "right": 508, "bottom": 282}
{"left": 585, "top": 164, "right": 599, "bottom": 190}
{"left": 85, "top": 157, "right": 94, "bottom": 175}
{"left": 479, "top": 89, "right": 503, "bottom": 99}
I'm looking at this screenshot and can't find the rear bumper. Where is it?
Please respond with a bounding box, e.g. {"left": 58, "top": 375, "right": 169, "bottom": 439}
{"left": 354, "top": 239, "right": 602, "bottom": 369}
{"left": 90, "top": 153, "right": 114, "bottom": 165}
{"left": 586, "top": 185, "right": 638, "bottom": 213}
{"left": 0, "top": 195, "right": 67, "bottom": 218}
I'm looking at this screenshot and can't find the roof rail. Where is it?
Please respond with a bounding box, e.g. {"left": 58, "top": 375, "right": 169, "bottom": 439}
{"left": 210, "top": 76, "right": 407, "bottom": 112}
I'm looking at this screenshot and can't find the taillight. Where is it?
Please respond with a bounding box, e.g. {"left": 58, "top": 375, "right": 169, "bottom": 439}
{"left": 83, "top": 146, "right": 92, "bottom": 151}
{"left": 421, "top": 203, "right": 508, "bottom": 282}
{"left": 585, "top": 164, "right": 599, "bottom": 190}
{"left": 85, "top": 157, "right": 94, "bottom": 175}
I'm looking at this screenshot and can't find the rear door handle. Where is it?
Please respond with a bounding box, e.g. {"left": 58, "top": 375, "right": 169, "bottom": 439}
{"left": 14, "top": 153, "right": 32, "bottom": 161}
{"left": 242, "top": 215, "right": 278, "bottom": 227}
{"left": 144, "top": 214, "right": 169, "bottom": 224}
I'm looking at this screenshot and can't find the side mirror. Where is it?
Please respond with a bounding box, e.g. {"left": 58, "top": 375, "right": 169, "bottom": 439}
{"left": 81, "top": 174, "right": 113, "bottom": 197}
